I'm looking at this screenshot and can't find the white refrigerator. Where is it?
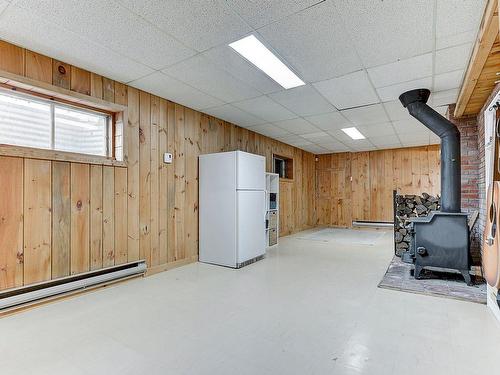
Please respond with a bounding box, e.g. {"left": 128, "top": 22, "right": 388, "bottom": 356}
{"left": 199, "top": 151, "right": 266, "bottom": 268}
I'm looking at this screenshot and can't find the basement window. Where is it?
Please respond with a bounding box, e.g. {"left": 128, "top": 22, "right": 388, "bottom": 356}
{"left": 0, "top": 89, "right": 113, "bottom": 158}
{"left": 273, "top": 154, "right": 293, "bottom": 180}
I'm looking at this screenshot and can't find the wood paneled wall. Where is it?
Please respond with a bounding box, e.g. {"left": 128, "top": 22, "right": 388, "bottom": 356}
{"left": 0, "top": 40, "right": 316, "bottom": 291}
{"left": 316, "top": 145, "right": 441, "bottom": 225}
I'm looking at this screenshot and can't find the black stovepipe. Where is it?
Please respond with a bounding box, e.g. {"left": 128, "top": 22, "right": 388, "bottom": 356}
{"left": 399, "top": 89, "right": 461, "bottom": 213}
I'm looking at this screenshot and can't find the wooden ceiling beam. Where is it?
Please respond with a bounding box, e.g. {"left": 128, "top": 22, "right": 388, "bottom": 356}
{"left": 454, "top": 0, "right": 499, "bottom": 118}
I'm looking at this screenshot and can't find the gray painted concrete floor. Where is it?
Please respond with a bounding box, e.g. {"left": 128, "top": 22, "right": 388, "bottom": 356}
{"left": 0, "top": 228, "right": 499, "bottom": 374}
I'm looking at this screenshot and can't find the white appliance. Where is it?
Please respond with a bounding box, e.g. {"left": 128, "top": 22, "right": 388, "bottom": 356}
{"left": 199, "top": 151, "right": 266, "bottom": 268}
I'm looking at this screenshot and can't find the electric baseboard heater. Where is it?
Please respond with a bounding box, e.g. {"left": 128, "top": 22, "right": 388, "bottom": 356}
{"left": 0, "top": 260, "right": 146, "bottom": 310}
{"left": 352, "top": 220, "right": 394, "bottom": 228}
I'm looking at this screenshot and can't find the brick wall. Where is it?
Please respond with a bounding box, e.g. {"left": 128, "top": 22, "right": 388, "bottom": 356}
{"left": 447, "top": 104, "right": 481, "bottom": 263}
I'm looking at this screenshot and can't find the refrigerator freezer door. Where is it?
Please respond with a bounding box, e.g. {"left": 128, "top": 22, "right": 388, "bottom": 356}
{"left": 237, "top": 151, "right": 265, "bottom": 190}
{"left": 237, "top": 190, "right": 266, "bottom": 264}
{"left": 199, "top": 153, "right": 237, "bottom": 267}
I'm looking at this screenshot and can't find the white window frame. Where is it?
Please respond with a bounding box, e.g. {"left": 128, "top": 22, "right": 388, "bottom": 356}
{"left": 0, "top": 87, "right": 113, "bottom": 158}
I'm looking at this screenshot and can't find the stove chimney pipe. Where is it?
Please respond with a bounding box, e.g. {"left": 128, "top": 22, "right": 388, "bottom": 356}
{"left": 399, "top": 89, "right": 461, "bottom": 213}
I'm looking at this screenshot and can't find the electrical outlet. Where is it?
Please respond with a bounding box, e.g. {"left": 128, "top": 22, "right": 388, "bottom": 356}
{"left": 163, "top": 152, "right": 173, "bottom": 164}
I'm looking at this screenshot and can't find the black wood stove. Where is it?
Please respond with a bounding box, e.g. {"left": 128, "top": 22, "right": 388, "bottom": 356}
{"left": 399, "top": 89, "right": 471, "bottom": 285}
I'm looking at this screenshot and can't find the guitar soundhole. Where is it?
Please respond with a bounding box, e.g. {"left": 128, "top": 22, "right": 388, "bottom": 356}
{"left": 490, "top": 203, "right": 497, "bottom": 237}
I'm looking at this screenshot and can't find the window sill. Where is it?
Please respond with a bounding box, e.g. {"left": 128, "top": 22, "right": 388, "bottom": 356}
{"left": 0, "top": 144, "right": 127, "bottom": 167}
{"left": 279, "top": 178, "right": 294, "bottom": 183}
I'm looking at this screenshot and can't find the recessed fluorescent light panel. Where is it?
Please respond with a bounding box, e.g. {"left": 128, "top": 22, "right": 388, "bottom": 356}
{"left": 229, "top": 35, "right": 305, "bottom": 90}
{"left": 341, "top": 127, "right": 365, "bottom": 140}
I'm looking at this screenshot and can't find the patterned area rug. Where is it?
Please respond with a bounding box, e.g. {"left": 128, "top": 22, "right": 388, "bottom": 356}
{"left": 378, "top": 255, "right": 487, "bottom": 304}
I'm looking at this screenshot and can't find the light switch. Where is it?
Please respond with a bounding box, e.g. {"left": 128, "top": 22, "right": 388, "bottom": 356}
{"left": 163, "top": 152, "right": 173, "bottom": 164}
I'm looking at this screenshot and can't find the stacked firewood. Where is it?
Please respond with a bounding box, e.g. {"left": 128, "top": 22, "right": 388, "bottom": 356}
{"left": 394, "top": 193, "right": 441, "bottom": 256}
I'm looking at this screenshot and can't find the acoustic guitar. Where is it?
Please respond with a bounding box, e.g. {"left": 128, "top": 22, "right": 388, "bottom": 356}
{"left": 483, "top": 110, "right": 500, "bottom": 288}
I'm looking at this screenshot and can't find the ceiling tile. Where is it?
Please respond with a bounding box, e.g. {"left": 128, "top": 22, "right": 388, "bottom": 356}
{"left": 398, "top": 131, "right": 431, "bottom": 144}
{"left": 258, "top": 1, "right": 362, "bottom": 82}
{"left": 0, "top": 1, "right": 8, "bottom": 14}
{"left": 301, "top": 144, "right": 330, "bottom": 154}
{"left": 316, "top": 140, "right": 351, "bottom": 152}
{"left": 367, "top": 53, "right": 433, "bottom": 88}
{"left": 301, "top": 134, "right": 335, "bottom": 143}
{"left": 392, "top": 118, "right": 429, "bottom": 135}
{"left": 268, "top": 85, "right": 337, "bottom": 117}
{"left": 202, "top": 104, "right": 266, "bottom": 128}
{"left": 369, "top": 135, "right": 401, "bottom": 148}
{"left": 13, "top": 0, "right": 196, "bottom": 70}
{"left": 383, "top": 100, "right": 412, "bottom": 122}
{"left": 327, "top": 129, "right": 356, "bottom": 143}
{"left": 436, "top": 30, "right": 476, "bottom": 50}
{"left": 116, "top": 0, "right": 252, "bottom": 52}
{"left": 301, "top": 131, "right": 330, "bottom": 140}
{"left": 233, "top": 96, "right": 297, "bottom": 122}
{"left": 313, "top": 70, "right": 380, "bottom": 110}
{"left": 274, "top": 118, "right": 318, "bottom": 135}
{"left": 436, "top": 0, "right": 486, "bottom": 48}
{"left": 202, "top": 45, "right": 283, "bottom": 95}
{"left": 342, "top": 139, "right": 376, "bottom": 152}
{"left": 376, "top": 77, "right": 433, "bottom": 102}
{"left": 430, "top": 134, "right": 441, "bottom": 144}
{"left": 276, "top": 135, "right": 313, "bottom": 147}
{"left": 129, "top": 72, "right": 223, "bottom": 111}
{"left": 163, "top": 55, "right": 261, "bottom": 103}
{"left": 0, "top": 5, "right": 154, "bottom": 83}
{"left": 433, "top": 69, "right": 464, "bottom": 92}
{"left": 334, "top": 0, "right": 433, "bottom": 67}
{"left": 248, "top": 124, "right": 291, "bottom": 138}
{"left": 432, "top": 105, "right": 449, "bottom": 117}
{"left": 305, "top": 112, "right": 352, "bottom": 131}
{"left": 435, "top": 44, "right": 473, "bottom": 74}
{"left": 429, "top": 89, "right": 459, "bottom": 107}
{"left": 357, "top": 123, "right": 395, "bottom": 137}
{"left": 227, "top": 0, "right": 320, "bottom": 29}
{"left": 341, "top": 104, "right": 388, "bottom": 125}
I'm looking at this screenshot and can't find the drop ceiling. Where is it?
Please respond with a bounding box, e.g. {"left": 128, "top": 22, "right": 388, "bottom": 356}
{"left": 0, "top": 0, "right": 486, "bottom": 153}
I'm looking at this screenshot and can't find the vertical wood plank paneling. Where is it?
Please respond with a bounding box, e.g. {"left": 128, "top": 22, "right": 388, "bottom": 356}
{"left": 317, "top": 146, "right": 441, "bottom": 224}
{"left": 351, "top": 152, "right": 370, "bottom": 221}
{"left": 166, "top": 101, "right": 176, "bottom": 262}
{"left": 24, "top": 159, "right": 51, "bottom": 284}
{"left": 71, "top": 163, "right": 90, "bottom": 274}
{"left": 25, "top": 51, "right": 52, "bottom": 83}
{"left": 158, "top": 99, "right": 168, "bottom": 265}
{"left": 70, "top": 66, "right": 91, "bottom": 96}
{"left": 174, "top": 104, "right": 186, "bottom": 261}
{"left": 90, "top": 73, "right": 103, "bottom": 99}
{"left": 139, "top": 91, "right": 151, "bottom": 265}
{"left": 52, "top": 161, "right": 71, "bottom": 279}
{"left": 114, "top": 167, "right": 128, "bottom": 265}
{"left": 103, "top": 77, "right": 115, "bottom": 103}
{"left": 127, "top": 87, "right": 140, "bottom": 261}
{"left": 102, "top": 166, "right": 115, "bottom": 267}
{"left": 52, "top": 60, "right": 71, "bottom": 90}
{"left": 90, "top": 165, "right": 103, "bottom": 270}
{"left": 0, "top": 157, "right": 23, "bottom": 289}
{"left": 0, "top": 40, "right": 24, "bottom": 75}
{"left": 184, "top": 109, "right": 199, "bottom": 260}
{"left": 150, "top": 96, "right": 160, "bottom": 266}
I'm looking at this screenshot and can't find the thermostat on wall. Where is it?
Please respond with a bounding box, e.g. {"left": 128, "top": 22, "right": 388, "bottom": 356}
{"left": 163, "top": 152, "right": 173, "bottom": 164}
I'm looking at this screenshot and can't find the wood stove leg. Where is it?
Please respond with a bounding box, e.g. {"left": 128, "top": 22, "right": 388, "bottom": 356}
{"left": 460, "top": 270, "right": 472, "bottom": 286}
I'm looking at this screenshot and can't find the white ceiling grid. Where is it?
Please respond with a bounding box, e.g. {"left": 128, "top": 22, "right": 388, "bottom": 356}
{"left": 0, "top": 0, "right": 487, "bottom": 154}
